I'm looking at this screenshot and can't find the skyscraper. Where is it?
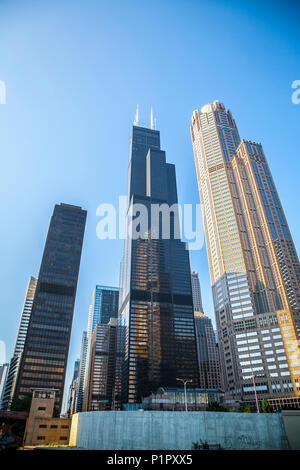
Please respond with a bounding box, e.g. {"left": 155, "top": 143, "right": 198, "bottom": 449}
{"left": 194, "top": 312, "right": 222, "bottom": 389}
{"left": 117, "top": 114, "right": 199, "bottom": 404}
{"left": 15, "top": 203, "right": 86, "bottom": 412}
{"left": 191, "top": 271, "right": 203, "bottom": 313}
{"left": 67, "top": 359, "right": 80, "bottom": 415}
{"left": 191, "top": 101, "right": 300, "bottom": 405}
{"left": 87, "top": 286, "right": 119, "bottom": 338}
{"left": 83, "top": 286, "right": 119, "bottom": 410}
{"left": 85, "top": 318, "right": 117, "bottom": 411}
{"left": 1, "top": 276, "right": 37, "bottom": 410}
{"left": 75, "top": 330, "right": 88, "bottom": 413}
{"left": 0, "top": 363, "right": 9, "bottom": 408}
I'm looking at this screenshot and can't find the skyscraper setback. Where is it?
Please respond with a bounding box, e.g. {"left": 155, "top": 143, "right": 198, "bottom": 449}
{"left": 117, "top": 115, "right": 199, "bottom": 405}
{"left": 191, "top": 101, "right": 300, "bottom": 405}
{"left": 15, "top": 203, "right": 86, "bottom": 412}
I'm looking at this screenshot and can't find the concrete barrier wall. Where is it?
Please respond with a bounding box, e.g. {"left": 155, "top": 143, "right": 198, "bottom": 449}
{"left": 70, "top": 411, "right": 287, "bottom": 450}
{"left": 281, "top": 410, "right": 300, "bottom": 450}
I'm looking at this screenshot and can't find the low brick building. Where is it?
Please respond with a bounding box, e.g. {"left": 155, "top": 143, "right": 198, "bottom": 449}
{"left": 24, "top": 389, "right": 71, "bottom": 447}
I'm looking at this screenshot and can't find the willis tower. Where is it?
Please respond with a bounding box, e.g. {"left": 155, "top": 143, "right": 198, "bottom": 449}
{"left": 117, "top": 108, "right": 199, "bottom": 404}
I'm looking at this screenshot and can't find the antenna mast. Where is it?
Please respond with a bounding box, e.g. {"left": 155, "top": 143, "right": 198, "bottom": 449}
{"left": 133, "top": 104, "right": 139, "bottom": 126}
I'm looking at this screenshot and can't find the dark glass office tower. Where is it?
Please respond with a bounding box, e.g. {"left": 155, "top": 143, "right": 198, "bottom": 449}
{"left": 85, "top": 318, "right": 117, "bottom": 411}
{"left": 15, "top": 203, "right": 86, "bottom": 412}
{"left": 117, "top": 121, "right": 199, "bottom": 404}
{"left": 194, "top": 312, "right": 222, "bottom": 389}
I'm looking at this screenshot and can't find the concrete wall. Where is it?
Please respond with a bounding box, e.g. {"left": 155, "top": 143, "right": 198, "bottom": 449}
{"left": 69, "top": 411, "right": 288, "bottom": 450}
{"left": 281, "top": 410, "right": 300, "bottom": 450}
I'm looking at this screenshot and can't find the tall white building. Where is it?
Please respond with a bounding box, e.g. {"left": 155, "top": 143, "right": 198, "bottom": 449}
{"left": 1, "top": 276, "right": 37, "bottom": 409}
{"left": 191, "top": 101, "right": 300, "bottom": 407}
{"left": 0, "top": 363, "right": 9, "bottom": 408}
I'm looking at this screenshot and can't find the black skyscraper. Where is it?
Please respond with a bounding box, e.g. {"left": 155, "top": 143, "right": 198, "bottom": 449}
{"left": 15, "top": 203, "right": 86, "bottom": 412}
{"left": 116, "top": 120, "right": 199, "bottom": 405}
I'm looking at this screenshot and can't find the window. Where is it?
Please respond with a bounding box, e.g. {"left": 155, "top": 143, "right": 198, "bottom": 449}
{"left": 38, "top": 407, "right": 46, "bottom": 411}
{"left": 39, "top": 424, "right": 47, "bottom": 428}
{"left": 60, "top": 436, "right": 68, "bottom": 441}
{"left": 61, "top": 425, "right": 69, "bottom": 429}
{"left": 37, "top": 436, "right": 45, "bottom": 440}
{"left": 50, "top": 425, "right": 58, "bottom": 429}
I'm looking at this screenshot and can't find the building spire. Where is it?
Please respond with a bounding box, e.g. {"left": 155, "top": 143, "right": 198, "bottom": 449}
{"left": 150, "top": 106, "right": 154, "bottom": 129}
{"left": 133, "top": 104, "right": 139, "bottom": 126}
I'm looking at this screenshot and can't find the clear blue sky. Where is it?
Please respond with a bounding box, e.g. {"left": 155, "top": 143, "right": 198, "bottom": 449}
{"left": 0, "top": 0, "right": 299, "bottom": 409}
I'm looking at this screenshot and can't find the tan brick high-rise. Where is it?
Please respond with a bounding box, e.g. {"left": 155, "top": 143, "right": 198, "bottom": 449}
{"left": 191, "top": 101, "right": 300, "bottom": 407}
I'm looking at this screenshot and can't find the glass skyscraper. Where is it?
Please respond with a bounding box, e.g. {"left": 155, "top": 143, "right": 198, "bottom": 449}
{"left": 191, "top": 101, "right": 300, "bottom": 406}
{"left": 117, "top": 120, "right": 199, "bottom": 405}
{"left": 191, "top": 271, "right": 203, "bottom": 313}
{"left": 87, "top": 285, "right": 119, "bottom": 338}
{"left": 83, "top": 285, "right": 119, "bottom": 409}
{"left": 194, "top": 312, "right": 222, "bottom": 389}
{"left": 85, "top": 318, "right": 117, "bottom": 411}
{"left": 1, "top": 276, "right": 37, "bottom": 410}
{"left": 15, "top": 203, "right": 86, "bottom": 412}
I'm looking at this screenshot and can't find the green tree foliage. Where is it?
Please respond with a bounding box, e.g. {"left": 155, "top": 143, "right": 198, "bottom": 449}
{"left": 243, "top": 404, "right": 252, "bottom": 413}
{"left": 207, "top": 401, "right": 227, "bottom": 412}
{"left": 11, "top": 395, "right": 32, "bottom": 412}
{"left": 239, "top": 403, "right": 252, "bottom": 413}
{"left": 261, "top": 399, "right": 273, "bottom": 413}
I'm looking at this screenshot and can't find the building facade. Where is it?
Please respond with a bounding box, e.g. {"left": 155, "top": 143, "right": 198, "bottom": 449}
{"left": 83, "top": 286, "right": 119, "bottom": 410}
{"left": 87, "top": 286, "right": 119, "bottom": 338}
{"left": 0, "top": 363, "right": 9, "bottom": 408}
{"left": 23, "top": 389, "right": 71, "bottom": 447}
{"left": 85, "top": 318, "right": 117, "bottom": 411}
{"left": 143, "top": 387, "right": 224, "bottom": 411}
{"left": 191, "top": 271, "right": 203, "bottom": 313}
{"left": 194, "top": 312, "right": 222, "bottom": 389}
{"left": 116, "top": 119, "right": 199, "bottom": 405}
{"left": 67, "top": 359, "right": 80, "bottom": 416}
{"left": 1, "top": 276, "right": 37, "bottom": 410}
{"left": 15, "top": 203, "right": 86, "bottom": 412}
{"left": 75, "top": 331, "right": 88, "bottom": 413}
{"left": 191, "top": 101, "right": 300, "bottom": 404}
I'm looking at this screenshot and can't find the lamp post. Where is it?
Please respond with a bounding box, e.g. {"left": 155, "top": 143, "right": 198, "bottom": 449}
{"left": 176, "top": 378, "right": 192, "bottom": 412}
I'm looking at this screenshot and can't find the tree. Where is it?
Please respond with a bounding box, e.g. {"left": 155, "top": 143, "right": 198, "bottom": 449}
{"left": 207, "top": 401, "right": 227, "bottom": 412}
{"left": 11, "top": 395, "right": 32, "bottom": 412}
{"left": 239, "top": 403, "right": 252, "bottom": 413}
{"left": 262, "top": 399, "right": 273, "bottom": 413}
{"left": 243, "top": 404, "right": 252, "bottom": 413}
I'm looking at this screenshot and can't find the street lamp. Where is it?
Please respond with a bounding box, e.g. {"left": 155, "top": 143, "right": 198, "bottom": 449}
{"left": 176, "top": 378, "right": 192, "bottom": 412}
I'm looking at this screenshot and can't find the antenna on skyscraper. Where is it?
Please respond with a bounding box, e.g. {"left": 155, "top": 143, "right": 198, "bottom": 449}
{"left": 150, "top": 106, "right": 154, "bottom": 129}
{"left": 154, "top": 118, "right": 157, "bottom": 130}
{"left": 134, "top": 104, "right": 139, "bottom": 126}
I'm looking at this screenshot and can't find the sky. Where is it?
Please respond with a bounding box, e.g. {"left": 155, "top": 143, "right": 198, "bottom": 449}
{"left": 0, "top": 0, "right": 299, "bottom": 410}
